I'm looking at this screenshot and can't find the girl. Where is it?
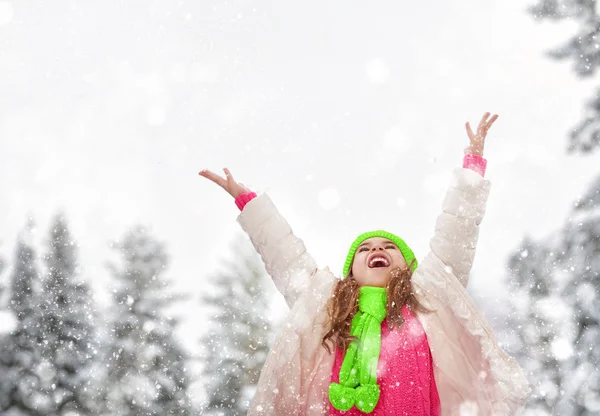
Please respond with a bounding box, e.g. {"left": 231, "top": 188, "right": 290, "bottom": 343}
{"left": 199, "top": 112, "right": 530, "bottom": 415}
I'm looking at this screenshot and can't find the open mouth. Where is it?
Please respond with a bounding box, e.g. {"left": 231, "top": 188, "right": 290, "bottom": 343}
{"left": 368, "top": 256, "right": 390, "bottom": 269}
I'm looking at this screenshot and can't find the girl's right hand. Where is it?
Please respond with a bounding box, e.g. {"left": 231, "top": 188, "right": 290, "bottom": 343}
{"left": 198, "top": 168, "right": 251, "bottom": 199}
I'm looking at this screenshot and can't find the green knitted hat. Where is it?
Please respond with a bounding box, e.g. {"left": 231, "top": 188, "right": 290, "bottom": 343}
{"left": 343, "top": 230, "right": 418, "bottom": 278}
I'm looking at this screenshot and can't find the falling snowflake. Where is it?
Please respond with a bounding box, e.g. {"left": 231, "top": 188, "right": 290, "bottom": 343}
{"left": 318, "top": 188, "right": 340, "bottom": 210}
{"left": 365, "top": 58, "right": 390, "bottom": 84}
{"left": 0, "top": 1, "right": 14, "bottom": 26}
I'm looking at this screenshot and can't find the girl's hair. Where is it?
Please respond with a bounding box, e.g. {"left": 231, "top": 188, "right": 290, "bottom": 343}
{"left": 321, "top": 259, "right": 432, "bottom": 354}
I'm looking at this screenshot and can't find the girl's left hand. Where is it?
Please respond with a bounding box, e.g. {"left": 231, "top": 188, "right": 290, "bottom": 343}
{"left": 464, "top": 112, "right": 498, "bottom": 157}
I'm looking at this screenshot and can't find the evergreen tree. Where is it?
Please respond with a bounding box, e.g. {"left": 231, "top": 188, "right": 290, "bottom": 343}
{"left": 33, "top": 213, "right": 100, "bottom": 415}
{"left": 528, "top": 0, "right": 600, "bottom": 153}
{"left": 0, "top": 250, "right": 5, "bottom": 291}
{"left": 103, "top": 225, "right": 193, "bottom": 416}
{"left": 11, "top": 221, "right": 37, "bottom": 322}
{"left": 556, "top": 177, "right": 600, "bottom": 414}
{"left": 0, "top": 220, "right": 44, "bottom": 414}
{"left": 0, "top": 240, "right": 8, "bottom": 321}
{"left": 505, "top": 236, "right": 566, "bottom": 413}
{"left": 0, "top": 241, "right": 9, "bottom": 316}
{"left": 505, "top": 174, "right": 600, "bottom": 414}
{"left": 200, "top": 233, "right": 274, "bottom": 416}
{"left": 523, "top": 3, "right": 600, "bottom": 412}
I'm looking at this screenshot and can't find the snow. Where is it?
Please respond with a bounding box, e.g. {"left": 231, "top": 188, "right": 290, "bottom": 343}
{"left": 190, "top": 62, "right": 221, "bottom": 84}
{"left": 423, "top": 172, "right": 449, "bottom": 196}
{"left": 365, "top": 58, "right": 390, "bottom": 85}
{"left": 383, "top": 126, "right": 413, "bottom": 154}
{"left": 146, "top": 104, "right": 167, "bottom": 126}
{"left": 550, "top": 337, "right": 573, "bottom": 361}
{"left": 535, "top": 296, "right": 570, "bottom": 321}
{"left": 0, "top": 1, "right": 13, "bottom": 26}
{"left": 0, "top": 310, "right": 17, "bottom": 334}
{"left": 0, "top": 1, "right": 598, "bottom": 414}
{"left": 318, "top": 187, "right": 340, "bottom": 210}
{"left": 584, "top": 391, "right": 600, "bottom": 412}
{"left": 575, "top": 281, "right": 596, "bottom": 307}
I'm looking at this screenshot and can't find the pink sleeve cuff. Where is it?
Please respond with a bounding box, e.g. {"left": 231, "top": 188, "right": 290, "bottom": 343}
{"left": 235, "top": 191, "right": 257, "bottom": 211}
{"left": 463, "top": 154, "right": 487, "bottom": 177}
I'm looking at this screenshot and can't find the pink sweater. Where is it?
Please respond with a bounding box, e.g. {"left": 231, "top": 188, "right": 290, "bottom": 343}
{"left": 234, "top": 154, "right": 486, "bottom": 414}
{"left": 329, "top": 304, "right": 440, "bottom": 415}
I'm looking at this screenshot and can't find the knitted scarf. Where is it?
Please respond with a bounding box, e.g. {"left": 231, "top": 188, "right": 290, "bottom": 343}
{"left": 329, "top": 286, "right": 387, "bottom": 413}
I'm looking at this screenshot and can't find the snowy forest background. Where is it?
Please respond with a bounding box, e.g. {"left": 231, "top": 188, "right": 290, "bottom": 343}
{"left": 1, "top": 0, "right": 600, "bottom": 415}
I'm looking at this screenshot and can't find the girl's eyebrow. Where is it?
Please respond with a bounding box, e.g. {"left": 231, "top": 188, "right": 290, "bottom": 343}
{"left": 358, "top": 240, "right": 395, "bottom": 248}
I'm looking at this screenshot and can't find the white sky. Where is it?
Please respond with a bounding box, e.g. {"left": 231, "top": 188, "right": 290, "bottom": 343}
{"left": 0, "top": 0, "right": 598, "bottom": 392}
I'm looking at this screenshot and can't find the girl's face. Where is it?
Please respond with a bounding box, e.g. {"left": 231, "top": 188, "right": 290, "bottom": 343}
{"left": 350, "top": 237, "right": 408, "bottom": 287}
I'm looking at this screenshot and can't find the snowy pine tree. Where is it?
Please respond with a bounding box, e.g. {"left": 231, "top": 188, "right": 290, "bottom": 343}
{"left": 505, "top": 237, "right": 566, "bottom": 414}
{"left": 34, "top": 213, "right": 101, "bottom": 415}
{"left": 0, "top": 244, "right": 8, "bottom": 322}
{"left": 0, "top": 250, "right": 5, "bottom": 288}
{"left": 200, "top": 233, "right": 274, "bottom": 416}
{"left": 528, "top": 0, "right": 600, "bottom": 153}
{"left": 103, "top": 225, "right": 193, "bottom": 416}
{"left": 506, "top": 175, "right": 600, "bottom": 414}
{"left": 0, "top": 239, "right": 9, "bottom": 318}
{"left": 556, "top": 177, "right": 600, "bottom": 414}
{"left": 10, "top": 221, "right": 38, "bottom": 322}
{"left": 0, "top": 220, "right": 45, "bottom": 415}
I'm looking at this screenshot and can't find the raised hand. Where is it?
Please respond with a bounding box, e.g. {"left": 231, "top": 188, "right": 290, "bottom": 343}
{"left": 464, "top": 112, "right": 498, "bottom": 157}
{"left": 198, "top": 168, "right": 251, "bottom": 199}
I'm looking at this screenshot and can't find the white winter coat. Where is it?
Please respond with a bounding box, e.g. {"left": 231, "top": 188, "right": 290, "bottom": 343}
{"left": 237, "top": 168, "right": 531, "bottom": 415}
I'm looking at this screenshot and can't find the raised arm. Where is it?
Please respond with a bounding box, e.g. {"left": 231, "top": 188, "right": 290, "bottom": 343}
{"left": 418, "top": 112, "right": 496, "bottom": 287}
{"left": 199, "top": 168, "right": 318, "bottom": 308}
{"left": 426, "top": 166, "right": 491, "bottom": 287}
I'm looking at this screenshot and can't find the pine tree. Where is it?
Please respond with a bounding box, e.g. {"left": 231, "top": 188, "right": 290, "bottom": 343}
{"left": 33, "top": 213, "right": 101, "bottom": 415}
{"left": 555, "top": 177, "right": 600, "bottom": 414}
{"left": 11, "top": 222, "right": 37, "bottom": 322}
{"left": 0, "top": 220, "right": 44, "bottom": 415}
{"left": 505, "top": 174, "right": 600, "bottom": 414}
{"left": 505, "top": 236, "right": 566, "bottom": 413}
{"left": 0, "top": 251, "right": 5, "bottom": 290}
{"left": 103, "top": 225, "right": 193, "bottom": 416}
{"left": 523, "top": 3, "right": 600, "bottom": 412}
{"left": 200, "top": 233, "right": 274, "bottom": 416}
{"left": 0, "top": 243, "right": 8, "bottom": 321}
{"left": 528, "top": 0, "right": 600, "bottom": 153}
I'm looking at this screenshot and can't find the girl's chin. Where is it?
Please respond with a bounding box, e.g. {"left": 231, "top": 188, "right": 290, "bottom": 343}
{"left": 359, "top": 271, "right": 390, "bottom": 286}
{"left": 368, "top": 267, "right": 390, "bottom": 274}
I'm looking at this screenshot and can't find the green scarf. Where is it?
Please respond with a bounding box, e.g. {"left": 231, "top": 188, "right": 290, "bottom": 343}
{"left": 329, "top": 286, "right": 387, "bottom": 413}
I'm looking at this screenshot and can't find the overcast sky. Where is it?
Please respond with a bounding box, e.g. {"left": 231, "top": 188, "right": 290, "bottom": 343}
{"left": 0, "top": 0, "right": 598, "bottom": 389}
